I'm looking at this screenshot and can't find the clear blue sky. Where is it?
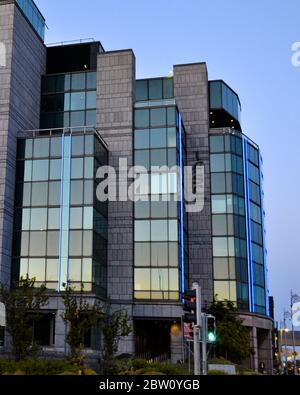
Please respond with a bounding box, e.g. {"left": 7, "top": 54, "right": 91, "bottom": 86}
{"left": 36, "top": 0, "right": 300, "bottom": 323}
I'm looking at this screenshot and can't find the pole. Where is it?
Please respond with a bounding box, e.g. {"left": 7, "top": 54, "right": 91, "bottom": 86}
{"left": 202, "top": 313, "right": 208, "bottom": 375}
{"left": 192, "top": 282, "right": 201, "bottom": 376}
{"left": 283, "top": 316, "right": 288, "bottom": 368}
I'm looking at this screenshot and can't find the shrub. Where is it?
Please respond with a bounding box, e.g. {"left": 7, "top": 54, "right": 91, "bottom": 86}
{"left": 208, "top": 369, "right": 229, "bottom": 375}
{"left": 0, "top": 360, "right": 79, "bottom": 376}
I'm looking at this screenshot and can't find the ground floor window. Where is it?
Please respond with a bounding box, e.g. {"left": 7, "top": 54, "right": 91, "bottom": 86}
{"left": 0, "top": 326, "right": 4, "bottom": 347}
{"left": 31, "top": 313, "right": 55, "bottom": 347}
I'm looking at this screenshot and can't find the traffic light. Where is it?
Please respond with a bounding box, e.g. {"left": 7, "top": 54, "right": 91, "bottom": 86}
{"left": 206, "top": 315, "right": 216, "bottom": 343}
{"left": 183, "top": 290, "right": 197, "bottom": 324}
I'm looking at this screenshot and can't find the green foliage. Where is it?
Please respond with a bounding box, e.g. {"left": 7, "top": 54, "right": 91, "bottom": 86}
{"left": 101, "top": 309, "right": 132, "bottom": 373}
{"left": 112, "top": 358, "right": 190, "bottom": 376}
{"left": 208, "top": 357, "right": 235, "bottom": 365}
{"left": 0, "top": 276, "right": 49, "bottom": 361}
{"left": 206, "top": 300, "right": 254, "bottom": 364}
{"left": 208, "top": 369, "right": 229, "bottom": 375}
{"left": 0, "top": 359, "right": 80, "bottom": 375}
{"left": 61, "top": 284, "right": 104, "bottom": 366}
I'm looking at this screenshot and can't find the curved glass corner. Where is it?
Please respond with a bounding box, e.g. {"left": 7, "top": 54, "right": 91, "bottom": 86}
{"left": 209, "top": 81, "right": 241, "bottom": 123}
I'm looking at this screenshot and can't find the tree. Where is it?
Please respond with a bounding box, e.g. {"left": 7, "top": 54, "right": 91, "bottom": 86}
{"left": 101, "top": 309, "right": 132, "bottom": 373}
{"left": 205, "top": 300, "right": 254, "bottom": 364}
{"left": 61, "top": 284, "right": 104, "bottom": 366}
{"left": 0, "top": 276, "right": 49, "bottom": 361}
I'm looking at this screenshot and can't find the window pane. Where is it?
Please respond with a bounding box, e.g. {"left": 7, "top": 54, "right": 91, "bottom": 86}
{"left": 83, "top": 207, "right": 93, "bottom": 229}
{"left": 150, "top": 108, "right": 166, "bottom": 127}
{"left": 151, "top": 268, "right": 168, "bottom": 290}
{"left": 169, "top": 243, "right": 178, "bottom": 267}
{"left": 210, "top": 154, "right": 225, "bottom": 172}
{"left": 86, "top": 91, "right": 96, "bottom": 109}
{"left": 85, "top": 135, "right": 94, "bottom": 155}
{"left": 84, "top": 180, "right": 93, "bottom": 204}
{"left": 212, "top": 195, "right": 226, "bottom": 213}
{"left": 169, "top": 220, "right": 178, "bottom": 241}
{"left": 167, "top": 128, "right": 177, "bottom": 148}
{"left": 83, "top": 231, "right": 93, "bottom": 256}
{"left": 135, "top": 220, "right": 150, "bottom": 241}
{"left": 29, "top": 232, "right": 46, "bottom": 256}
{"left": 48, "top": 181, "right": 61, "bottom": 206}
{"left": 211, "top": 173, "right": 226, "bottom": 194}
{"left": 70, "top": 207, "right": 82, "bottom": 229}
{"left": 69, "top": 231, "right": 82, "bottom": 256}
{"left": 47, "top": 231, "right": 59, "bottom": 256}
{"left": 212, "top": 215, "right": 227, "bottom": 236}
{"left": 84, "top": 157, "right": 94, "bottom": 178}
{"left": 71, "top": 158, "right": 84, "bottom": 179}
{"left": 149, "top": 79, "right": 162, "bottom": 100}
{"left": 70, "top": 92, "right": 85, "bottom": 111}
{"left": 163, "top": 78, "right": 174, "bottom": 99}
{"left": 214, "top": 281, "right": 230, "bottom": 300}
{"left": 70, "top": 111, "right": 85, "bottom": 127}
{"left": 135, "top": 129, "right": 149, "bottom": 149}
{"left": 135, "top": 269, "right": 150, "bottom": 290}
{"left": 72, "top": 135, "right": 84, "bottom": 156}
{"left": 30, "top": 208, "right": 47, "bottom": 230}
{"left": 168, "top": 148, "right": 177, "bottom": 167}
{"left": 31, "top": 182, "right": 48, "bottom": 206}
{"left": 69, "top": 259, "right": 81, "bottom": 282}
{"left": 135, "top": 109, "right": 149, "bottom": 128}
{"left": 46, "top": 259, "right": 58, "bottom": 282}
{"left": 32, "top": 160, "right": 49, "bottom": 181}
{"left": 151, "top": 149, "right": 167, "bottom": 167}
{"left": 210, "top": 136, "right": 224, "bottom": 153}
{"left": 82, "top": 258, "right": 92, "bottom": 282}
{"left": 28, "top": 258, "right": 46, "bottom": 282}
{"left": 136, "top": 80, "right": 148, "bottom": 101}
{"left": 151, "top": 201, "right": 167, "bottom": 218}
{"left": 135, "top": 201, "right": 150, "bottom": 218}
{"left": 151, "top": 243, "right": 168, "bottom": 267}
{"left": 150, "top": 128, "right": 166, "bottom": 148}
{"left": 86, "top": 110, "right": 96, "bottom": 126}
{"left": 167, "top": 107, "right": 176, "bottom": 126}
{"left": 71, "top": 73, "right": 85, "bottom": 90}
{"left": 48, "top": 208, "right": 60, "bottom": 230}
{"left": 50, "top": 159, "right": 61, "bottom": 180}
{"left": 71, "top": 180, "right": 83, "bottom": 205}
{"left": 87, "top": 72, "right": 96, "bottom": 89}
{"left": 50, "top": 137, "right": 62, "bottom": 157}
{"left": 135, "top": 243, "right": 150, "bottom": 266}
{"left": 151, "top": 220, "right": 168, "bottom": 241}
{"left": 24, "top": 161, "right": 32, "bottom": 182}
{"left": 34, "top": 138, "right": 49, "bottom": 158}
{"left": 135, "top": 150, "right": 149, "bottom": 169}
{"left": 169, "top": 269, "right": 179, "bottom": 290}
{"left": 214, "top": 258, "right": 229, "bottom": 279}
{"left": 213, "top": 237, "right": 228, "bottom": 256}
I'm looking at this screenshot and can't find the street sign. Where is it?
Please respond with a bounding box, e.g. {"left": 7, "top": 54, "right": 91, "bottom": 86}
{"left": 0, "top": 302, "right": 5, "bottom": 327}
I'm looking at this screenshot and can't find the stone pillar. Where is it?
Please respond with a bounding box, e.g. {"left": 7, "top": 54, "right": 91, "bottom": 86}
{"left": 251, "top": 326, "right": 259, "bottom": 372}
{"left": 173, "top": 63, "right": 213, "bottom": 305}
{"left": 0, "top": 1, "right": 46, "bottom": 286}
{"left": 257, "top": 329, "right": 273, "bottom": 374}
{"left": 96, "top": 50, "right": 136, "bottom": 354}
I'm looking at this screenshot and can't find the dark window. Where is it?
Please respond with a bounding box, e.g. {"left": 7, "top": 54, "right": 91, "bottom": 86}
{"left": 149, "top": 79, "right": 163, "bottom": 100}
{"left": 136, "top": 80, "right": 148, "bottom": 101}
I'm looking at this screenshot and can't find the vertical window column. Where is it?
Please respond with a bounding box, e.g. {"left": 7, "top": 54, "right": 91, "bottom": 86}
{"left": 58, "top": 135, "right": 72, "bottom": 291}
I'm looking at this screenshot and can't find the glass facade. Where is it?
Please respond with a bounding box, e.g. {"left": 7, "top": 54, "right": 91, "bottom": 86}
{"left": 210, "top": 133, "right": 267, "bottom": 314}
{"left": 209, "top": 81, "right": 241, "bottom": 122}
{"left": 134, "top": 78, "right": 188, "bottom": 301}
{"left": 16, "top": 0, "right": 45, "bottom": 40}
{"left": 13, "top": 131, "right": 108, "bottom": 297}
{"left": 41, "top": 71, "right": 97, "bottom": 130}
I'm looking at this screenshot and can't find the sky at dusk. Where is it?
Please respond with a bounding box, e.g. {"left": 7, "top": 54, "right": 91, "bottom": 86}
{"left": 35, "top": 0, "right": 300, "bottom": 324}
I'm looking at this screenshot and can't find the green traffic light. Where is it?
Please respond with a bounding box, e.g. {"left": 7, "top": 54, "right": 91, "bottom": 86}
{"left": 208, "top": 332, "right": 216, "bottom": 342}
